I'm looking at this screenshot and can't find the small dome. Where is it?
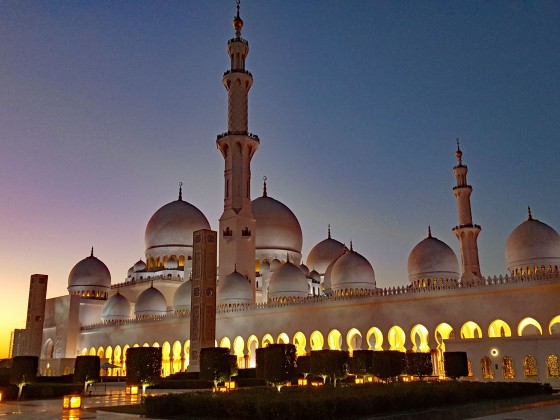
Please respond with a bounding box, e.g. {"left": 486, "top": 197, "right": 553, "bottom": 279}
{"left": 269, "top": 261, "right": 308, "bottom": 300}
{"left": 306, "top": 230, "right": 345, "bottom": 275}
{"left": 331, "top": 248, "right": 376, "bottom": 292}
{"left": 135, "top": 285, "right": 167, "bottom": 317}
{"left": 173, "top": 280, "right": 192, "bottom": 311}
{"left": 164, "top": 257, "right": 179, "bottom": 270}
{"left": 506, "top": 211, "right": 560, "bottom": 274}
{"left": 270, "top": 258, "right": 282, "bottom": 272}
{"left": 68, "top": 250, "right": 111, "bottom": 296}
{"left": 299, "top": 263, "right": 310, "bottom": 277}
{"left": 127, "top": 266, "right": 134, "bottom": 276}
{"left": 133, "top": 260, "right": 147, "bottom": 272}
{"left": 407, "top": 231, "right": 459, "bottom": 283}
{"left": 217, "top": 270, "right": 253, "bottom": 306}
{"left": 252, "top": 194, "right": 303, "bottom": 260}
{"left": 101, "top": 292, "right": 131, "bottom": 322}
{"left": 308, "top": 269, "right": 321, "bottom": 283}
{"left": 145, "top": 198, "right": 210, "bottom": 253}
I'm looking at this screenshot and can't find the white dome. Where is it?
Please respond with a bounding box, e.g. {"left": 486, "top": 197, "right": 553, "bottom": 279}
{"left": 270, "top": 258, "right": 282, "bottom": 272}
{"left": 260, "top": 260, "right": 270, "bottom": 273}
{"left": 164, "top": 257, "right": 179, "bottom": 269}
{"left": 127, "top": 266, "right": 134, "bottom": 276}
{"left": 252, "top": 192, "right": 303, "bottom": 260}
{"left": 217, "top": 270, "right": 253, "bottom": 306}
{"left": 308, "top": 269, "right": 321, "bottom": 283}
{"left": 505, "top": 212, "right": 560, "bottom": 274}
{"left": 101, "top": 292, "right": 131, "bottom": 321}
{"left": 133, "top": 260, "right": 147, "bottom": 272}
{"left": 145, "top": 197, "right": 210, "bottom": 254}
{"left": 306, "top": 231, "right": 345, "bottom": 275}
{"left": 173, "top": 280, "right": 192, "bottom": 311}
{"left": 269, "top": 261, "right": 308, "bottom": 300}
{"left": 68, "top": 250, "right": 111, "bottom": 297}
{"left": 135, "top": 285, "right": 168, "bottom": 317}
{"left": 331, "top": 248, "right": 376, "bottom": 292}
{"left": 299, "top": 263, "right": 310, "bottom": 277}
{"left": 407, "top": 231, "right": 459, "bottom": 283}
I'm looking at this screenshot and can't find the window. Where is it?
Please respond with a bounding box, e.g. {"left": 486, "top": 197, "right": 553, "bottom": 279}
{"left": 547, "top": 355, "right": 559, "bottom": 378}
{"left": 481, "top": 357, "right": 493, "bottom": 379}
{"left": 523, "top": 355, "right": 538, "bottom": 378}
{"left": 502, "top": 356, "right": 515, "bottom": 379}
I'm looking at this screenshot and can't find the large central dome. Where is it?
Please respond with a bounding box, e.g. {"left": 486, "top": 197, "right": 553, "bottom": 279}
{"left": 144, "top": 188, "right": 210, "bottom": 269}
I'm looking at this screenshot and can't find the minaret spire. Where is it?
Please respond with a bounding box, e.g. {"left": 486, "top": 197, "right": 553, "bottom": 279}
{"left": 90, "top": 247, "right": 94, "bottom": 257}
{"left": 428, "top": 226, "right": 432, "bottom": 238}
{"left": 328, "top": 224, "right": 331, "bottom": 239}
{"left": 178, "top": 182, "right": 183, "bottom": 201}
{"left": 452, "top": 141, "right": 483, "bottom": 285}
{"left": 263, "top": 176, "right": 268, "bottom": 197}
{"left": 528, "top": 206, "right": 533, "bottom": 220}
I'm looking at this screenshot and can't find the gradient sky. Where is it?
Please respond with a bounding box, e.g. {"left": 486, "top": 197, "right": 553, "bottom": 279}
{"left": 1, "top": 1, "right": 559, "bottom": 358}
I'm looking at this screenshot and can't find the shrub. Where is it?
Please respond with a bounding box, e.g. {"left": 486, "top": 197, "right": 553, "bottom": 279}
{"left": 372, "top": 351, "right": 404, "bottom": 381}
{"left": 405, "top": 352, "right": 433, "bottom": 379}
{"left": 444, "top": 351, "right": 469, "bottom": 379}
{"left": 126, "top": 347, "right": 162, "bottom": 395}
{"left": 200, "top": 347, "right": 237, "bottom": 390}
{"left": 296, "top": 355, "right": 310, "bottom": 378}
{"left": 259, "top": 344, "right": 297, "bottom": 390}
{"left": 310, "top": 350, "right": 349, "bottom": 386}
{"left": 350, "top": 350, "right": 373, "bottom": 378}
{"left": 74, "top": 355, "right": 100, "bottom": 393}
{"left": 10, "top": 356, "right": 38, "bottom": 400}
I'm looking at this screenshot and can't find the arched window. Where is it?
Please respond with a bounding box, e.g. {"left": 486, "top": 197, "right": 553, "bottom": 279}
{"left": 547, "top": 355, "right": 559, "bottom": 378}
{"left": 502, "top": 356, "right": 515, "bottom": 379}
{"left": 523, "top": 355, "right": 538, "bottom": 378}
{"left": 481, "top": 356, "right": 493, "bottom": 379}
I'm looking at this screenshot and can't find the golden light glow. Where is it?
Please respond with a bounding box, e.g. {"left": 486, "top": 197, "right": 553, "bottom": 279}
{"left": 518, "top": 317, "right": 543, "bottom": 336}
{"left": 125, "top": 385, "right": 139, "bottom": 395}
{"left": 311, "top": 381, "right": 323, "bottom": 387}
{"left": 491, "top": 348, "right": 498, "bottom": 356}
{"left": 367, "top": 376, "right": 373, "bottom": 382}
{"left": 366, "top": 327, "right": 383, "bottom": 351}
{"left": 488, "top": 319, "right": 512, "bottom": 338}
{"left": 0, "top": 392, "right": 2, "bottom": 402}
{"left": 63, "top": 395, "right": 82, "bottom": 409}
{"left": 297, "top": 378, "right": 308, "bottom": 386}
{"left": 225, "top": 381, "right": 236, "bottom": 390}
{"left": 355, "top": 377, "right": 364, "bottom": 384}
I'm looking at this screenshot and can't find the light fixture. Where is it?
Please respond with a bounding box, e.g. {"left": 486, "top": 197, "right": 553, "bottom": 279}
{"left": 62, "top": 395, "right": 82, "bottom": 409}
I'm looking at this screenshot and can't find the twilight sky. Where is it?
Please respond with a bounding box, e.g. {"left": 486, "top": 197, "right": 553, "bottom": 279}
{"left": 1, "top": 1, "right": 559, "bottom": 358}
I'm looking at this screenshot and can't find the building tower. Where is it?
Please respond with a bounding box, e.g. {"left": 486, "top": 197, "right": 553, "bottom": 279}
{"left": 452, "top": 141, "right": 483, "bottom": 285}
{"left": 216, "top": 1, "right": 259, "bottom": 297}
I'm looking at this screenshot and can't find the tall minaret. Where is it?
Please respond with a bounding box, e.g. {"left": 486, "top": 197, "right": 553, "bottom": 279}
{"left": 452, "top": 140, "right": 483, "bottom": 285}
{"left": 216, "top": 1, "right": 258, "bottom": 299}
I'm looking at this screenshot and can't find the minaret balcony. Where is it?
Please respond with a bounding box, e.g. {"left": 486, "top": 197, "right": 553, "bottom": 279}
{"left": 223, "top": 69, "right": 252, "bottom": 77}
{"left": 452, "top": 185, "right": 472, "bottom": 190}
{"left": 217, "top": 131, "right": 260, "bottom": 142}
{"left": 452, "top": 223, "right": 481, "bottom": 231}
{"left": 228, "top": 37, "right": 248, "bottom": 45}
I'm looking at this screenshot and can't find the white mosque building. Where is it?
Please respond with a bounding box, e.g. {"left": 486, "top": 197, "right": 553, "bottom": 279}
{"left": 25, "top": 6, "right": 560, "bottom": 385}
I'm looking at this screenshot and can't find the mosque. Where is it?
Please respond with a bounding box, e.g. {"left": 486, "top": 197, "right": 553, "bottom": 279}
{"left": 19, "top": 5, "right": 560, "bottom": 385}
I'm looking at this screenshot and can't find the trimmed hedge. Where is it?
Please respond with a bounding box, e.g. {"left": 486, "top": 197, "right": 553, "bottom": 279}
{"left": 144, "top": 381, "right": 552, "bottom": 419}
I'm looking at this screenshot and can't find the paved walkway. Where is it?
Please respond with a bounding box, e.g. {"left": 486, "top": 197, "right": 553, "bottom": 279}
{"left": 469, "top": 398, "right": 560, "bottom": 419}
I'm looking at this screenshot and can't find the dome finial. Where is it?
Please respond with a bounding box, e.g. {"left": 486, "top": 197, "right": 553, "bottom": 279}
{"left": 234, "top": 263, "right": 237, "bottom": 272}
{"left": 428, "top": 225, "right": 432, "bottom": 238}
{"left": 455, "top": 138, "right": 463, "bottom": 165}
{"left": 350, "top": 241, "right": 353, "bottom": 252}
{"left": 91, "top": 247, "right": 94, "bottom": 257}
{"left": 151, "top": 279, "right": 154, "bottom": 288}
{"left": 286, "top": 253, "right": 290, "bottom": 263}
{"left": 178, "top": 182, "right": 183, "bottom": 201}
{"left": 233, "top": 0, "right": 243, "bottom": 37}
{"left": 528, "top": 205, "right": 533, "bottom": 221}
{"left": 263, "top": 176, "right": 267, "bottom": 197}
{"left": 328, "top": 224, "right": 331, "bottom": 239}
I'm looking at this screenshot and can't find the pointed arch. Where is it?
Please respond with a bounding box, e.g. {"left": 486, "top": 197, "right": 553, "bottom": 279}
{"left": 247, "top": 335, "right": 259, "bottom": 368}
{"left": 293, "top": 332, "right": 307, "bottom": 357}
{"left": 327, "top": 329, "right": 342, "bottom": 350}
{"left": 549, "top": 315, "right": 560, "bottom": 334}
{"left": 488, "top": 319, "right": 511, "bottom": 338}
{"left": 346, "top": 328, "right": 362, "bottom": 356}
{"left": 310, "top": 330, "right": 324, "bottom": 351}
{"left": 219, "top": 337, "right": 231, "bottom": 349}
{"left": 233, "top": 336, "right": 245, "bottom": 368}
{"left": 460, "top": 321, "right": 482, "bottom": 339}
{"left": 172, "top": 341, "right": 182, "bottom": 374}
{"left": 262, "top": 334, "right": 273, "bottom": 348}
{"left": 388, "top": 325, "right": 406, "bottom": 352}
{"left": 410, "top": 324, "right": 430, "bottom": 352}
{"left": 277, "top": 333, "right": 289, "bottom": 344}
{"left": 366, "top": 327, "right": 383, "bottom": 351}
{"left": 518, "top": 317, "right": 542, "bottom": 336}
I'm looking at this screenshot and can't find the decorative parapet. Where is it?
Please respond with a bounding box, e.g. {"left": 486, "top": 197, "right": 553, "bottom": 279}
{"left": 111, "top": 274, "right": 184, "bottom": 289}
{"left": 83, "top": 271, "right": 559, "bottom": 329}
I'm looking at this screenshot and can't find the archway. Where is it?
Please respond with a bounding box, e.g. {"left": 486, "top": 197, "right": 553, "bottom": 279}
{"left": 277, "top": 333, "right": 289, "bottom": 344}
{"left": 247, "top": 335, "right": 259, "bottom": 368}
{"left": 162, "top": 342, "right": 171, "bottom": 377}
{"left": 43, "top": 339, "right": 54, "bottom": 358}
{"left": 122, "top": 345, "right": 130, "bottom": 376}
{"left": 488, "top": 320, "right": 512, "bottom": 338}
{"left": 366, "top": 327, "right": 383, "bottom": 351}
{"left": 460, "top": 321, "right": 482, "bottom": 339}
{"left": 262, "top": 334, "right": 274, "bottom": 347}
{"left": 549, "top": 316, "right": 560, "bottom": 334}
{"left": 310, "top": 330, "right": 324, "bottom": 350}
{"left": 183, "top": 340, "right": 190, "bottom": 371}
{"left": 113, "top": 346, "right": 122, "bottom": 376}
{"left": 388, "top": 326, "right": 406, "bottom": 352}
{"left": 219, "top": 337, "right": 231, "bottom": 349}
{"left": 346, "top": 328, "right": 362, "bottom": 356}
{"left": 327, "top": 329, "right": 342, "bottom": 350}
{"left": 293, "top": 332, "right": 307, "bottom": 357}
{"left": 172, "top": 341, "right": 182, "bottom": 374}
{"left": 434, "top": 323, "right": 454, "bottom": 375}
{"left": 410, "top": 324, "right": 430, "bottom": 352}
{"left": 233, "top": 336, "right": 245, "bottom": 368}
{"left": 518, "top": 317, "right": 542, "bottom": 336}
{"left": 105, "top": 346, "right": 113, "bottom": 376}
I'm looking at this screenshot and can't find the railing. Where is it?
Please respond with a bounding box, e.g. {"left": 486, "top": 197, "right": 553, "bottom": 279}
{"left": 111, "top": 275, "right": 184, "bottom": 289}
{"left": 82, "top": 270, "right": 560, "bottom": 329}
{"left": 223, "top": 69, "right": 252, "bottom": 77}
{"left": 216, "top": 131, "right": 260, "bottom": 141}
{"left": 228, "top": 37, "right": 248, "bottom": 45}
{"left": 452, "top": 223, "right": 481, "bottom": 230}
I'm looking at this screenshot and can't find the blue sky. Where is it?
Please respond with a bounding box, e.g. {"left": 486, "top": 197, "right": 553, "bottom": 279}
{"left": 1, "top": 0, "right": 559, "bottom": 356}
